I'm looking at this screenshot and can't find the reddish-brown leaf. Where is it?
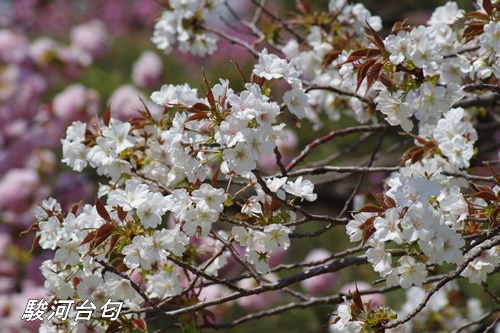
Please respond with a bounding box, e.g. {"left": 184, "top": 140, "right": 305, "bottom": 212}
{"left": 356, "top": 204, "right": 385, "bottom": 213}
{"left": 187, "top": 102, "right": 210, "bottom": 113}
{"left": 322, "top": 49, "right": 342, "bottom": 67}
{"left": 93, "top": 223, "right": 116, "bottom": 248}
{"left": 384, "top": 194, "right": 396, "bottom": 209}
{"left": 69, "top": 201, "right": 83, "bottom": 215}
{"left": 410, "top": 147, "right": 425, "bottom": 164}
{"left": 365, "top": 20, "right": 385, "bottom": 50}
{"left": 116, "top": 205, "right": 127, "bottom": 221}
{"left": 346, "top": 49, "right": 381, "bottom": 63}
{"left": 474, "top": 184, "right": 498, "bottom": 201}
{"left": 80, "top": 230, "right": 97, "bottom": 246}
{"left": 211, "top": 164, "right": 221, "bottom": 188}
{"left": 186, "top": 112, "right": 209, "bottom": 122}
{"left": 486, "top": 164, "right": 500, "bottom": 185}
{"left": 21, "top": 222, "right": 40, "bottom": 236}
{"left": 484, "top": 0, "right": 493, "bottom": 16}
{"left": 295, "top": 0, "right": 311, "bottom": 15}
{"left": 103, "top": 104, "right": 111, "bottom": 127}
{"left": 366, "top": 62, "right": 383, "bottom": 92}
{"left": 108, "top": 233, "right": 121, "bottom": 255}
{"left": 105, "top": 322, "right": 122, "bottom": 333}
{"left": 465, "top": 11, "right": 489, "bottom": 20}
{"left": 391, "top": 20, "right": 411, "bottom": 34}
{"left": 379, "top": 74, "right": 394, "bottom": 89}
{"left": 131, "top": 318, "right": 148, "bottom": 333}
{"left": 360, "top": 215, "right": 376, "bottom": 244}
{"left": 202, "top": 69, "right": 215, "bottom": 107}
{"left": 350, "top": 285, "right": 365, "bottom": 312}
{"left": 94, "top": 195, "right": 112, "bottom": 223}
{"left": 30, "top": 235, "right": 41, "bottom": 254}
{"left": 463, "top": 24, "right": 485, "bottom": 43}
{"left": 356, "top": 58, "right": 376, "bottom": 92}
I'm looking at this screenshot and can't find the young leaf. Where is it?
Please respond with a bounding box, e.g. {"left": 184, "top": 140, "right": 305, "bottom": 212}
{"left": 365, "top": 20, "right": 385, "bottom": 50}
{"left": 356, "top": 204, "right": 385, "bottom": 213}
{"left": 69, "top": 201, "right": 83, "bottom": 215}
{"left": 186, "top": 112, "right": 209, "bottom": 122}
{"left": 366, "top": 62, "right": 384, "bottom": 92}
{"left": 484, "top": 0, "right": 493, "bottom": 16}
{"left": 202, "top": 68, "right": 215, "bottom": 107}
{"left": 486, "top": 163, "right": 500, "bottom": 185}
{"left": 116, "top": 205, "right": 127, "bottom": 221}
{"left": 187, "top": 102, "right": 210, "bottom": 113}
{"left": 93, "top": 223, "right": 116, "bottom": 249}
{"left": 103, "top": 104, "right": 111, "bottom": 127}
{"left": 80, "top": 230, "right": 97, "bottom": 246}
{"left": 108, "top": 233, "right": 121, "bottom": 255}
{"left": 356, "top": 58, "right": 376, "bottom": 92}
{"left": 94, "top": 194, "right": 112, "bottom": 223}
{"left": 131, "top": 318, "right": 148, "bottom": 333}
{"left": 295, "top": 0, "right": 311, "bottom": 15}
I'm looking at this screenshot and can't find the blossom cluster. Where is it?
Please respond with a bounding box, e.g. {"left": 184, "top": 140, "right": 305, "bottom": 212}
{"left": 35, "top": 39, "right": 322, "bottom": 330}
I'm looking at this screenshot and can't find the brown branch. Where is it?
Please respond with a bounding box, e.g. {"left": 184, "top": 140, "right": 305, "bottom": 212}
{"left": 285, "top": 124, "right": 389, "bottom": 172}
{"left": 202, "top": 26, "right": 259, "bottom": 57}
{"left": 453, "top": 92, "right": 500, "bottom": 108}
{"left": 98, "top": 260, "right": 162, "bottom": 314}
{"left": 384, "top": 237, "right": 500, "bottom": 329}
{"left": 249, "top": 0, "right": 305, "bottom": 42}
{"left": 305, "top": 84, "right": 375, "bottom": 106}
{"left": 463, "top": 82, "right": 500, "bottom": 94}
{"left": 279, "top": 166, "right": 400, "bottom": 177}
{"left": 140, "top": 255, "right": 368, "bottom": 322}
{"left": 252, "top": 170, "right": 348, "bottom": 225}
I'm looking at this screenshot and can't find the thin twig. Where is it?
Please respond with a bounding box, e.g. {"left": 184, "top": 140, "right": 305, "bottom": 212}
{"left": 451, "top": 308, "right": 500, "bottom": 333}
{"left": 305, "top": 84, "right": 375, "bottom": 106}
{"left": 285, "top": 124, "right": 389, "bottom": 172}
{"left": 338, "top": 128, "right": 387, "bottom": 217}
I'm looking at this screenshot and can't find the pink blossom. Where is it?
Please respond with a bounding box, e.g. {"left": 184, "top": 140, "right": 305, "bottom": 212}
{"left": 132, "top": 51, "right": 163, "bottom": 89}
{"left": 237, "top": 276, "right": 280, "bottom": 312}
{"left": 0, "top": 168, "right": 39, "bottom": 214}
{"left": 0, "top": 30, "right": 28, "bottom": 63}
{"left": 70, "top": 20, "right": 110, "bottom": 59}
{"left": 52, "top": 84, "right": 99, "bottom": 125}
{"left": 107, "top": 84, "right": 149, "bottom": 121}
{"left": 300, "top": 249, "right": 338, "bottom": 295}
